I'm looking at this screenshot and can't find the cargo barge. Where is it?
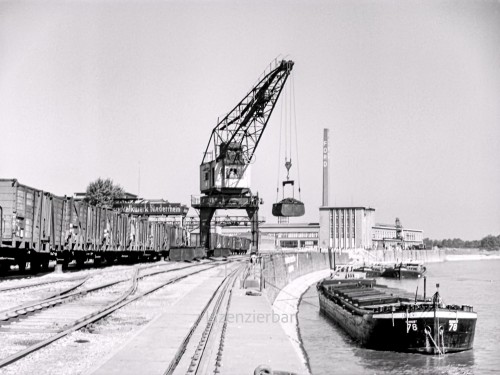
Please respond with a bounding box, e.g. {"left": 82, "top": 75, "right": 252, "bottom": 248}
{"left": 353, "top": 261, "right": 426, "bottom": 279}
{"left": 317, "top": 278, "right": 477, "bottom": 354}
{"left": 381, "top": 262, "right": 427, "bottom": 279}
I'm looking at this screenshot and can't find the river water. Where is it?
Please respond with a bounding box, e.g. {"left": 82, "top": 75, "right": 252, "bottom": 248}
{"left": 297, "top": 259, "right": 500, "bottom": 375}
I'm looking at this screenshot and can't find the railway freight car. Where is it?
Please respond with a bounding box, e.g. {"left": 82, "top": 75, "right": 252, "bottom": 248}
{"left": 0, "top": 179, "right": 184, "bottom": 272}
{"left": 0, "top": 179, "right": 55, "bottom": 272}
{"left": 55, "top": 198, "right": 187, "bottom": 267}
{"left": 189, "top": 232, "right": 251, "bottom": 257}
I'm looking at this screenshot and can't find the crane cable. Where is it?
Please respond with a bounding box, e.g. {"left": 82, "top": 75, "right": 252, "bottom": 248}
{"left": 292, "top": 74, "right": 302, "bottom": 200}
{"left": 276, "top": 85, "right": 284, "bottom": 203}
{"left": 275, "top": 71, "right": 301, "bottom": 201}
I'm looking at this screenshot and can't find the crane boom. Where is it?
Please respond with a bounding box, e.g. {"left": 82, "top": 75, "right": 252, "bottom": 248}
{"left": 202, "top": 60, "right": 294, "bottom": 164}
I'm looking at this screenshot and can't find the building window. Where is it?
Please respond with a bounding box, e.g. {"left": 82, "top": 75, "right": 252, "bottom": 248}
{"left": 280, "top": 240, "right": 298, "bottom": 248}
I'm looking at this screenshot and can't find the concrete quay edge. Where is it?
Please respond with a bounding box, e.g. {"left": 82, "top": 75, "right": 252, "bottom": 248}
{"left": 272, "top": 269, "right": 332, "bottom": 374}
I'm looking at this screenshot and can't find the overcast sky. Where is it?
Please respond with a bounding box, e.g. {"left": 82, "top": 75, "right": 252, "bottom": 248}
{"left": 1, "top": 0, "right": 499, "bottom": 240}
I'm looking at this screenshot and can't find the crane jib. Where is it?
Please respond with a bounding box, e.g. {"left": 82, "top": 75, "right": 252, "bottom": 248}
{"left": 202, "top": 60, "right": 294, "bottom": 164}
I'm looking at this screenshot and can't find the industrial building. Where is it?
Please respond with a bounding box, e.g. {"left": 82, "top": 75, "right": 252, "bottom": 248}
{"left": 259, "top": 222, "right": 319, "bottom": 249}
{"left": 319, "top": 207, "right": 375, "bottom": 250}
{"left": 372, "top": 223, "right": 424, "bottom": 249}
{"left": 217, "top": 219, "right": 319, "bottom": 250}
{"left": 317, "top": 207, "right": 424, "bottom": 251}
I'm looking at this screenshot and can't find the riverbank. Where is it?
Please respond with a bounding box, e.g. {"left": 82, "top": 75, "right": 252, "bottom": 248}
{"left": 272, "top": 269, "right": 331, "bottom": 375}
{"left": 346, "top": 247, "right": 500, "bottom": 264}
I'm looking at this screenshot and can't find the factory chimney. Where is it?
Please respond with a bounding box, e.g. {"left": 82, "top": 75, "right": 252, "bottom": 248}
{"left": 322, "top": 128, "right": 330, "bottom": 206}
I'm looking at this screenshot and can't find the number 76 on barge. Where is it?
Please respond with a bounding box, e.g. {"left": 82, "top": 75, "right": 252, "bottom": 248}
{"left": 317, "top": 278, "right": 477, "bottom": 355}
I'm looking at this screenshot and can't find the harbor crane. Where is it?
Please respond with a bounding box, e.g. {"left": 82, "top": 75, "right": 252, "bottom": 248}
{"left": 192, "top": 59, "right": 294, "bottom": 254}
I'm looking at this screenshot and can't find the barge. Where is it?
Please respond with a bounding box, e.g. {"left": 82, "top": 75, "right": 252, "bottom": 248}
{"left": 381, "top": 262, "right": 427, "bottom": 279}
{"left": 353, "top": 262, "right": 427, "bottom": 279}
{"left": 317, "top": 278, "right": 476, "bottom": 354}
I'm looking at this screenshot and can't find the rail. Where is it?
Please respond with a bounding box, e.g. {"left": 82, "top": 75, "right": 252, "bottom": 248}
{"left": 0, "top": 275, "right": 89, "bottom": 293}
{"left": 0, "top": 276, "right": 90, "bottom": 320}
{"left": 0, "top": 260, "right": 233, "bottom": 369}
{"left": 164, "top": 264, "right": 243, "bottom": 374}
{"left": 0, "top": 263, "right": 210, "bottom": 321}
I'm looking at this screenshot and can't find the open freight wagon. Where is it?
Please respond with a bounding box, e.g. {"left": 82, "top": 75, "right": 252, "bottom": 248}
{"left": 0, "top": 179, "right": 182, "bottom": 272}
{"left": 189, "top": 232, "right": 251, "bottom": 257}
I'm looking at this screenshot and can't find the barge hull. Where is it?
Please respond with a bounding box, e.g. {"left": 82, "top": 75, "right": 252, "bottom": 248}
{"left": 318, "top": 282, "right": 476, "bottom": 354}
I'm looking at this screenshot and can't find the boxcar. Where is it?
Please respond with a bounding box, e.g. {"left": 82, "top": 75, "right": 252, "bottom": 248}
{"left": 0, "top": 179, "right": 55, "bottom": 272}
{"left": 0, "top": 179, "right": 188, "bottom": 271}
{"left": 1, "top": 178, "right": 253, "bottom": 273}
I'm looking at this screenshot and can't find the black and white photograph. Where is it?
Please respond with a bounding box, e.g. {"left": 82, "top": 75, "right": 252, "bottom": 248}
{"left": 1, "top": 1, "right": 499, "bottom": 374}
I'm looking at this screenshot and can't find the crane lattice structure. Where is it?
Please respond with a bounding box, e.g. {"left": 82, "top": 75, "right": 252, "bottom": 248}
{"left": 203, "top": 60, "right": 294, "bottom": 165}
{"left": 193, "top": 59, "right": 294, "bottom": 254}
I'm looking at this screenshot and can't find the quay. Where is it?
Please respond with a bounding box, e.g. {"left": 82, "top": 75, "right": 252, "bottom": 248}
{"left": 83, "top": 249, "right": 478, "bottom": 374}
{"left": 89, "top": 254, "right": 326, "bottom": 375}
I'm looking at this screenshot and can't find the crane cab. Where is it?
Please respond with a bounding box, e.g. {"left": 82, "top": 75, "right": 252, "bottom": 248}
{"left": 200, "top": 143, "right": 251, "bottom": 194}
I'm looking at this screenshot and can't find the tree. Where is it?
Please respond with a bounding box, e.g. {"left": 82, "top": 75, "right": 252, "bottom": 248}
{"left": 85, "top": 178, "right": 125, "bottom": 208}
{"left": 480, "top": 235, "right": 500, "bottom": 250}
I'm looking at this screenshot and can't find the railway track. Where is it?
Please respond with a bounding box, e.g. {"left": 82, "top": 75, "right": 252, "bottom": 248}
{"left": 0, "top": 276, "right": 90, "bottom": 320}
{"left": 0, "top": 260, "right": 213, "bottom": 312}
{"left": 0, "top": 256, "right": 243, "bottom": 293}
{"left": 165, "top": 263, "right": 243, "bottom": 375}
{"left": 0, "top": 259, "right": 189, "bottom": 293}
{"left": 0, "top": 259, "right": 235, "bottom": 369}
{"left": 0, "top": 275, "right": 89, "bottom": 294}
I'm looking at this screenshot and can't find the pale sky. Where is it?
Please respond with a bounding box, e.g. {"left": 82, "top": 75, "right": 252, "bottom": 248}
{"left": 1, "top": 0, "right": 499, "bottom": 240}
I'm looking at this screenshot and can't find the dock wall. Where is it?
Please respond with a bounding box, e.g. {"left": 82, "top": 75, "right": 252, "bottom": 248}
{"left": 262, "top": 252, "right": 349, "bottom": 303}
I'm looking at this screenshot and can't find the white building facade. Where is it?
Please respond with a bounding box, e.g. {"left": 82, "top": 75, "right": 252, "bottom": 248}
{"left": 372, "top": 224, "right": 424, "bottom": 249}
{"left": 319, "top": 207, "right": 375, "bottom": 250}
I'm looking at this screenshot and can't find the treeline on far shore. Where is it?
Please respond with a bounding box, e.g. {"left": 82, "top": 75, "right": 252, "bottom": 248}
{"left": 423, "top": 234, "right": 500, "bottom": 250}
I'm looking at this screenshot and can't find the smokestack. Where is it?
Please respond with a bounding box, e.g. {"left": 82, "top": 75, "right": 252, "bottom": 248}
{"left": 322, "top": 128, "right": 330, "bottom": 206}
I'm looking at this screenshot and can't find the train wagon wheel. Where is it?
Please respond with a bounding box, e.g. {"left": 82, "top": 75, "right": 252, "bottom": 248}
{"left": 0, "top": 262, "right": 10, "bottom": 275}
{"left": 16, "top": 257, "right": 27, "bottom": 272}
{"left": 41, "top": 257, "right": 50, "bottom": 271}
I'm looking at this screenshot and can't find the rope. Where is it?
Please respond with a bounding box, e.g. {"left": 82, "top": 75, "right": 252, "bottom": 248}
{"left": 292, "top": 74, "right": 302, "bottom": 199}
{"left": 288, "top": 76, "right": 292, "bottom": 162}
{"left": 424, "top": 326, "right": 443, "bottom": 355}
{"left": 439, "top": 326, "right": 446, "bottom": 354}
{"left": 284, "top": 82, "right": 288, "bottom": 162}
{"left": 276, "top": 89, "right": 285, "bottom": 203}
{"left": 273, "top": 69, "right": 302, "bottom": 204}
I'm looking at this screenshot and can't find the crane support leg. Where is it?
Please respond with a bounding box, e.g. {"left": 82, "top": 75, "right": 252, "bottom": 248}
{"left": 199, "top": 207, "right": 216, "bottom": 256}
{"left": 246, "top": 207, "right": 259, "bottom": 254}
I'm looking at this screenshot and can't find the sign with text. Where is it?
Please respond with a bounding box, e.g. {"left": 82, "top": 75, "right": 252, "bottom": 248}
{"left": 323, "top": 128, "right": 329, "bottom": 206}
{"left": 115, "top": 202, "right": 189, "bottom": 216}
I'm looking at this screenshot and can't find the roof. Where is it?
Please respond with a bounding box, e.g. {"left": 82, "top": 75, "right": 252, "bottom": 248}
{"left": 319, "top": 206, "right": 375, "bottom": 211}
{"left": 373, "top": 223, "right": 423, "bottom": 232}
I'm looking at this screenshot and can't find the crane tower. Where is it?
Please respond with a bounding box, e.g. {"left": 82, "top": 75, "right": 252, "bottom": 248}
{"left": 192, "top": 59, "right": 294, "bottom": 254}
